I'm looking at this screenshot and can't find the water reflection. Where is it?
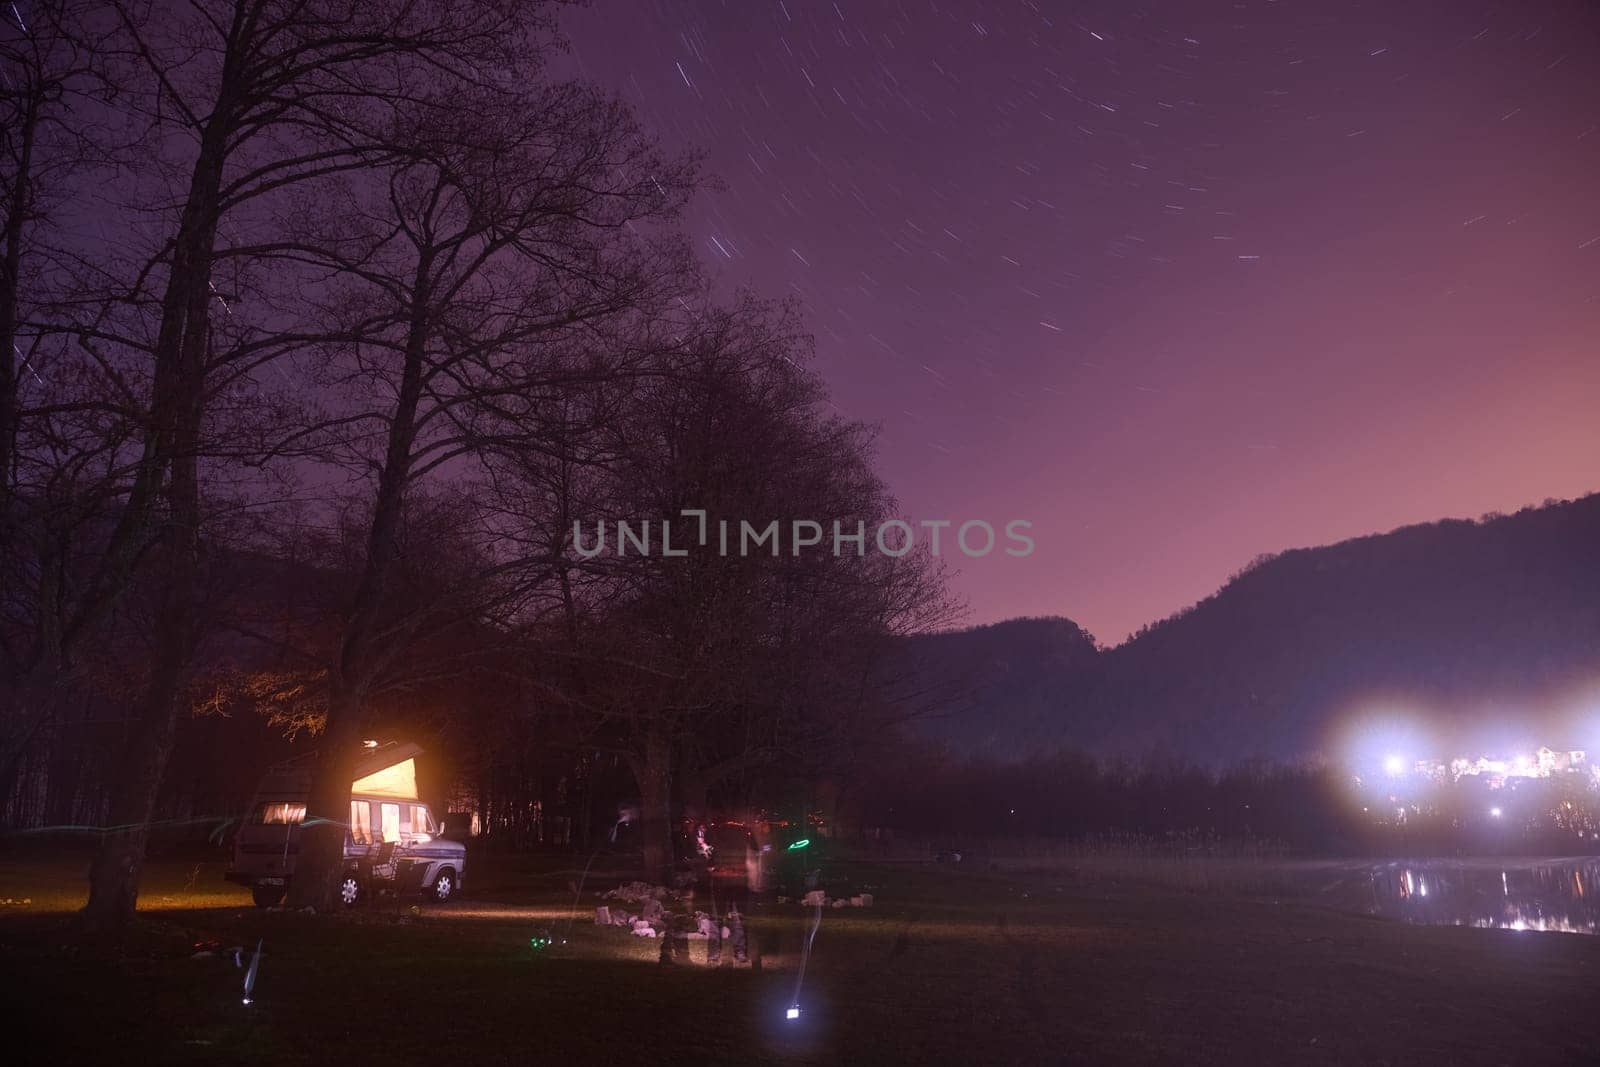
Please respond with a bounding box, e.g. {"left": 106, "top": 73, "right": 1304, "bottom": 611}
{"left": 1368, "top": 859, "right": 1599, "bottom": 934}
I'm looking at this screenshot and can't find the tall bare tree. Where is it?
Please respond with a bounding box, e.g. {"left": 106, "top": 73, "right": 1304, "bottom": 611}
{"left": 0, "top": 0, "right": 130, "bottom": 807}
{"left": 529, "top": 296, "right": 956, "bottom": 881}
{"left": 282, "top": 78, "right": 698, "bottom": 908}
{"left": 69, "top": 0, "right": 563, "bottom": 930}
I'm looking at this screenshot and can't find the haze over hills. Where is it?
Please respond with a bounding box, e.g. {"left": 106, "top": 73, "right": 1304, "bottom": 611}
{"left": 910, "top": 494, "right": 1600, "bottom": 765}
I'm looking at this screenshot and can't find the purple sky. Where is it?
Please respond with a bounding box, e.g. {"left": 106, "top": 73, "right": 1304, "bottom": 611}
{"left": 564, "top": 0, "right": 1600, "bottom": 645}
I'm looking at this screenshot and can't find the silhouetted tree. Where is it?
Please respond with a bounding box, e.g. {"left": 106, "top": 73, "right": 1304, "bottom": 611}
{"left": 537, "top": 296, "right": 954, "bottom": 881}
{"left": 283, "top": 74, "right": 699, "bottom": 909}
{"left": 69, "top": 0, "right": 567, "bottom": 930}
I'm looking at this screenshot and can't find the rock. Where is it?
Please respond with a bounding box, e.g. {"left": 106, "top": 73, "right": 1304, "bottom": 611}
{"left": 595, "top": 906, "right": 612, "bottom": 925}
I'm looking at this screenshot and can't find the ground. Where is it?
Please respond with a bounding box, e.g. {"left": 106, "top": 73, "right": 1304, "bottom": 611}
{"left": 2, "top": 847, "right": 1598, "bottom": 1064}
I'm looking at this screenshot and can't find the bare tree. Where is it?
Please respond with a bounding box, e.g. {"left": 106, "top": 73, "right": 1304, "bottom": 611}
{"left": 0, "top": 0, "right": 130, "bottom": 806}
{"left": 281, "top": 78, "right": 699, "bottom": 909}
{"left": 530, "top": 296, "right": 956, "bottom": 881}
{"left": 67, "top": 0, "right": 564, "bottom": 930}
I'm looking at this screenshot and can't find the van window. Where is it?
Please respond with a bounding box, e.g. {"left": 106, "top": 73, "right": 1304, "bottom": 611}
{"left": 350, "top": 800, "right": 373, "bottom": 844}
{"left": 402, "top": 804, "right": 434, "bottom": 836}
{"left": 380, "top": 802, "right": 401, "bottom": 843}
{"left": 254, "top": 802, "right": 306, "bottom": 825}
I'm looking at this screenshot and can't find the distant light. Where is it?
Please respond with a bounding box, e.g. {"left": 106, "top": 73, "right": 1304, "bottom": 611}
{"left": 786, "top": 1006, "right": 801, "bottom": 1020}
{"left": 786, "top": 839, "right": 811, "bottom": 851}
{"left": 1490, "top": 807, "right": 1503, "bottom": 818}
{"left": 1384, "top": 754, "right": 1406, "bottom": 777}
{"left": 242, "top": 998, "right": 252, "bottom": 1006}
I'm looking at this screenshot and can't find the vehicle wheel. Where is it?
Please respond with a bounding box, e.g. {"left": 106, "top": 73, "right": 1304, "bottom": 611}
{"left": 430, "top": 868, "right": 456, "bottom": 903}
{"left": 339, "top": 874, "right": 363, "bottom": 908}
{"left": 251, "top": 884, "right": 285, "bottom": 908}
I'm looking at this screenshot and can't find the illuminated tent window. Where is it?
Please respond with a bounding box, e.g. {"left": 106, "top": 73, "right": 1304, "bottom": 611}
{"left": 350, "top": 800, "right": 373, "bottom": 844}
{"left": 255, "top": 802, "right": 306, "bottom": 825}
{"left": 351, "top": 757, "right": 418, "bottom": 800}
{"left": 381, "top": 802, "right": 401, "bottom": 843}
{"left": 401, "top": 804, "right": 434, "bottom": 837}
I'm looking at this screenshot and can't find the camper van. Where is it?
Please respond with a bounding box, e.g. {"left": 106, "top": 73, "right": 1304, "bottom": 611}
{"left": 227, "top": 742, "right": 466, "bottom": 908}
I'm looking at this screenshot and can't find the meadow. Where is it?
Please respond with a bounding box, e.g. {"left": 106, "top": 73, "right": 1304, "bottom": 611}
{"left": 2, "top": 846, "right": 1598, "bottom": 1064}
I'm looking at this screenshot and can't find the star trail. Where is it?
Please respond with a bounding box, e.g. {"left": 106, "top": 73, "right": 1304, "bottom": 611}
{"left": 564, "top": 0, "right": 1600, "bottom": 642}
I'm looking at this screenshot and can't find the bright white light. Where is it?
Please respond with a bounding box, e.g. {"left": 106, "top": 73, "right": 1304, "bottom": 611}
{"left": 1489, "top": 807, "right": 1503, "bottom": 818}
{"left": 1383, "top": 754, "right": 1406, "bottom": 776}
{"left": 242, "top": 998, "right": 252, "bottom": 1006}
{"left": 786, "top": 1007, "right": 801, "bottom": 1020}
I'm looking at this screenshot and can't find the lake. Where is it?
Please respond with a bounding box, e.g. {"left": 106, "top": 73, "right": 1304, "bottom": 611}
{"left": 1364, "top": 858, "right": 1600, "bottom": 934}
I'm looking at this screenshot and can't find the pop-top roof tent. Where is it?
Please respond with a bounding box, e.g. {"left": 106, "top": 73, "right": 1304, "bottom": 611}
{"left": 256, "top": 741, "right": 424, "bottom": 802}
{"left": 350, "top": 741, "right": 422, "bottom": 799}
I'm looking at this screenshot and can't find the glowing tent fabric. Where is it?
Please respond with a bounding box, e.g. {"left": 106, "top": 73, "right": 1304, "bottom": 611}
{"left": 254, "top": 741, "right": 424, "bottom": 800}
{"left": 352, "top": 757, "right": 418, "bottom": 799}
{"left": 350, "top": 741, "right": 424, "bottom": 799}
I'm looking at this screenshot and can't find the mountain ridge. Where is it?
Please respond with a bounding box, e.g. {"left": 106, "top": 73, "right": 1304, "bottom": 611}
{"left": 909, "top": 493, "right": 1600, "bottom": 764}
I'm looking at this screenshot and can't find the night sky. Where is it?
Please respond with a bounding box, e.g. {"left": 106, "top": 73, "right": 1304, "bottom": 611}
{"left": 563, "top": 0, "right": 1600, "bottom": 645}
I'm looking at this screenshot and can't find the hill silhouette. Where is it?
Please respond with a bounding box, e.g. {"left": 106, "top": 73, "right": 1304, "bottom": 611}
{"left": 910, "top": 494, "right": 1600, "bottom": 764}
{"left": 900, "top": 616, "right": 1100, "bottom": 762}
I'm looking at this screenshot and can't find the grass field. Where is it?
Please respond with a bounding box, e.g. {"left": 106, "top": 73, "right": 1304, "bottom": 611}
{"left": 3, "top": 846, "right": 1599, "bottom": 1064}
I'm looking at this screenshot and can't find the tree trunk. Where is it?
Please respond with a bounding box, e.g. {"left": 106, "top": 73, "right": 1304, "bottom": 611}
{"left": 634, "top": 731, "right": 674, "bottom": 884}
{"left": 80, "top": 617, "right": 190, "bottom": 931}
{"left": 0, "top": 89, "right": 34, "bottom": 525}
{"left": 289, "top": 249, "right": 434, "bottom": 907}
{"left": 63, "top": 72, "right": 231, "bottom": 931}
{"left": 82, "top": 525, "right": 199, "bottom": 928}
{"left": 286, "top": 688, "right": 364, "bottom": 910}
{"left": 81, "top": 277, "right": 207, "bottom": 933}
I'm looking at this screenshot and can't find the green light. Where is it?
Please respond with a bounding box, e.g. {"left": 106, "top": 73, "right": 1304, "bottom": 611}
{"left": 786, "top": 838, "right": 810, "bottom": 851}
